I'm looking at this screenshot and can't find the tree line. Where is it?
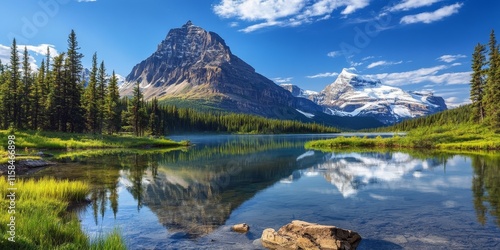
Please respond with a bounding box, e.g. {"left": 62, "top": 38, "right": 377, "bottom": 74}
{"left": 470, "top": 30, "right": 500, "bottom": 131}
{"left": 0, "top": 30, "right": 338, "bottom": 136}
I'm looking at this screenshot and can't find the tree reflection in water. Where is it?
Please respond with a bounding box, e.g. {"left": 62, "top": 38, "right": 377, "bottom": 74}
{"left": 471, "top": 154, "right": 500, "bottom": 226}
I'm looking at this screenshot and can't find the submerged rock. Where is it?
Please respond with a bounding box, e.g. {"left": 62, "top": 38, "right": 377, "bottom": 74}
{"left": 232, "top": 223, "right": 250, "bottom": 233}
{"left": 261, "top": 220, "right": 361, "bottom": 250}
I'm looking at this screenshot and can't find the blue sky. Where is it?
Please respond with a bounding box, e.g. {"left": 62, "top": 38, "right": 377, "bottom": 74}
{"left": 1, "top": 0, "right": 499, "bottom": 107}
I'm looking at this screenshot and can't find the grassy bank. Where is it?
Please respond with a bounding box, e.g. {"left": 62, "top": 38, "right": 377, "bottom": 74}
{"left": 305, "top": 124, "right": 500, "bottom": 151}
{"left": 0, "top": 130, "right": 189, "bottom": 163}
{"left": 0, "top": 130, "right": 188, "bottom": 150}
{"left": 0, "top": 177, "right": 126, "bottom": 249}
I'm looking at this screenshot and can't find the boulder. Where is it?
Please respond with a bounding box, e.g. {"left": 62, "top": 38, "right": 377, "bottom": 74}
{"left": 232, "top": 223, "right": 250, "bottom": 233}
{"left": 261, "top": 220, "right": 361, "bottom": 250}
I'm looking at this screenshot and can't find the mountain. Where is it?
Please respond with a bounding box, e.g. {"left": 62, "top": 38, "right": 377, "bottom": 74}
{"left": 120, "top": 21, "right": 327, "bottom": 120}
{"left": 119, "top": 21, "right": 384, "bottom": 129}
{"left": 281, "top": 69, "right": 447, "bottom": 125}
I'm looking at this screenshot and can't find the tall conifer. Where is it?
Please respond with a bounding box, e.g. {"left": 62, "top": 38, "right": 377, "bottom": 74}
{"left": 470, "top": 43, "right": 487, "bottom": 122}
{"left": 104, "top": 71, "right": 121, "bottom": 134}
{"left": 84, "top": 53, "right": 99, "bottom": 133}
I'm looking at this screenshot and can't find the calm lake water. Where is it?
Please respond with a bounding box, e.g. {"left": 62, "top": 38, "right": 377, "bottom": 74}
{"left": 34, "top": 134, "right": 500, "bottom": 249}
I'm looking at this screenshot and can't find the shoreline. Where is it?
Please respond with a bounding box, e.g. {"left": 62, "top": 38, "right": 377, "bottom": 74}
{"left": 0, "top": 159, "right": 56, "bottom": 176}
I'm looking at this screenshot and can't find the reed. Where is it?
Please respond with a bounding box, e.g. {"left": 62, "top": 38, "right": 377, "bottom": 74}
{"left": 0, "top": 177, "right": 126, "bottom": 249}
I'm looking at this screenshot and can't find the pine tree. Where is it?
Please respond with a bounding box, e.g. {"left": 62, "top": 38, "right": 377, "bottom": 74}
{"left": 125, "top": 82, "right": 147, "bottom": 136}
{"left": 20, "top": 46, "right": 33, "bottom": 129}
{"left": 104, "top": 71, "right": 121, "bottom": 134}
{"left": 470, "top": 43, "right": 487, "bottom": 122}
{"left": 7, "top": 39, "right": 21, "bottom": 128}
{"left": 84, "top": 53, "right": 99, "bottom": 133}
{"left": 47, "top": 53, "right": 66, "bottom": 131}
{"left": 66, "top": 30, "right": 85, "bottom": 132}
{"left": 485, "top": 30, "right": 500, "bottom": 131}
{"left": 40, "top": 48, "right": 52, "bottom": 130}
{"left": 30, "top": 60, "right": 45, "bottom": 130}
{"left": 97, "top": 60, "right": 107, "bottom": 133}
{"left": 149, "top": 98, "right": 161, "bottom": 136}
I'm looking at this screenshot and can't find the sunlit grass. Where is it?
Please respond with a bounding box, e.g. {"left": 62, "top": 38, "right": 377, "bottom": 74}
{"left": 0, "top": 177, "right": 126, "bottom": 249}
{"left": 0, "top": 130, "right": 187, "bottom": 150}
{"left": 305, "top": 124, "right": 500, "bottom": 151}
{"left": 89, "top": 230, "right": 127, "bottom": 250}
{"left": 0, "top": 130, "right": 188, "bottom": 163}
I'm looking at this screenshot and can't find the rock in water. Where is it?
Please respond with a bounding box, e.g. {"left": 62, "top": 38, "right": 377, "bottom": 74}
{"left": 231, "top": 223, "right": 250, "bottom": 233}
{"left": 261, "top": 220, "right": 361, "bottom": 250}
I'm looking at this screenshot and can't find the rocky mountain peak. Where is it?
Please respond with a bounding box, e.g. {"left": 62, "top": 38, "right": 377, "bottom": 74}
{"left": 122, "top": 21, "right": 246, "bottom": 95}
{"left": 183, "top": 20, "right": 194, "bottom": 28}
{"left": 119, "top": 21, "right": 327, "bottom": 121}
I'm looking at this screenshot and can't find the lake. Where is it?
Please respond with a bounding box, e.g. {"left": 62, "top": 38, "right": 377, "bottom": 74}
{"left": 33, "top": 134, "right": 500, "bottom": 249}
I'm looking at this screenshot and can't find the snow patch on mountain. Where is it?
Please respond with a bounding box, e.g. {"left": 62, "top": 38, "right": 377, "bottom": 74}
{"left": 296, "top": 109, "right": 315, "bottom": 118}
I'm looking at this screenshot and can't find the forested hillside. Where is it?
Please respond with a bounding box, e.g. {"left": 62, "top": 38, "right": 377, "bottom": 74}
{"left": 0, "top": 31, "right": 338, "bottom": 135}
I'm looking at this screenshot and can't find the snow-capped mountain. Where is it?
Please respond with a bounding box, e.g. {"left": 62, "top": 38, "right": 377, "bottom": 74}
{"left": 315, "top": 68, "right": 447, "bottom": 124}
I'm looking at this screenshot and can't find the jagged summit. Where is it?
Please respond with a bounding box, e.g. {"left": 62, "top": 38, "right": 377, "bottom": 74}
{"left": 122, "top": 21, "right": 243, "bottom": 95}
{"left": 183, "top": 20, "right": 194, "bottom": 27}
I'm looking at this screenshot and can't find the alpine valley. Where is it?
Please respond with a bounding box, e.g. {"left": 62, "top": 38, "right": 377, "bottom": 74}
{"left": 120, "top": 21, "right": 446, "bottom": 128}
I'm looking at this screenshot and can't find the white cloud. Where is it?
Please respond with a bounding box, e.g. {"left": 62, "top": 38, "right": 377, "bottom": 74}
{"left": 307, "top": 72, "right": 339, "bottom": 78}
{"left": 350, "top": 61, "right": 363, "bottom": 67}
{"left": 361, "top": 56, "right": 375, "bottom": 61}
{"left": 0, "top": 44, "right": 59, "bottom": 70}
{"left": 437, "top": 54, "right": 466, "bottom": 63}
{"left": 365, "top": 65, "right": 471, "bottom": 86}
{"left": 240, "top": 20, "right": 283, "bottom": 33}
{"left": 400, "top": 3, "right": 463, "bottom": 24}
{"left": 340, "top": 0, "right": 371, "bottom": 15}
{"left": 273, "top": 77, "right": 293, "bottom": 83}
{"left": 389, "top": 0, "right": 442, "bottom": 12}
{"left": 214, "top": 0, "right": 306, "bottom": 21}
{"left": 327, "top": 51, "right": 341, "bottom": 58}
{"left": 366, "top": 60, "right": 402, "bottom": 69}
{"left": 214, "top": 0, "right": 372, "bottom": 32}
{"left": 229, "top": 22, "right": 239, "bottom": 27}
{"left": 0, "top": 45, "right": 9, "bottom": 65}
{"left": 444, "top": 96, "right": 471, "bottom": 108}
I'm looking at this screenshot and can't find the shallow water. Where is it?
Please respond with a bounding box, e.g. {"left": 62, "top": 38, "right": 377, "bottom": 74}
{"left": 34, "top": 134, "right": 500, "bottom": 249}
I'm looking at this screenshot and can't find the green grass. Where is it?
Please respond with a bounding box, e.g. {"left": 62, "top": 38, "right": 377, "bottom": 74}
{"left": 305, "top": 123, "right": 500, "bottom": 151}
{"left": 0, "top": 177, "right": 126, "bottom": 249}
{"left": 0, "top": 130, "right": 189, "bottom": 163}
{"left": 0, "top": 130, "right": 188, "bottom": 150}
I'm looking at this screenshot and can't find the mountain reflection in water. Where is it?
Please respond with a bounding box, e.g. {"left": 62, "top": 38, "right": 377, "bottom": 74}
{"left": 31, "top": 134, "right": 500, "bottom": 249}
{"left": 292, "top": 152, "right": 444, "bottom": 197}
